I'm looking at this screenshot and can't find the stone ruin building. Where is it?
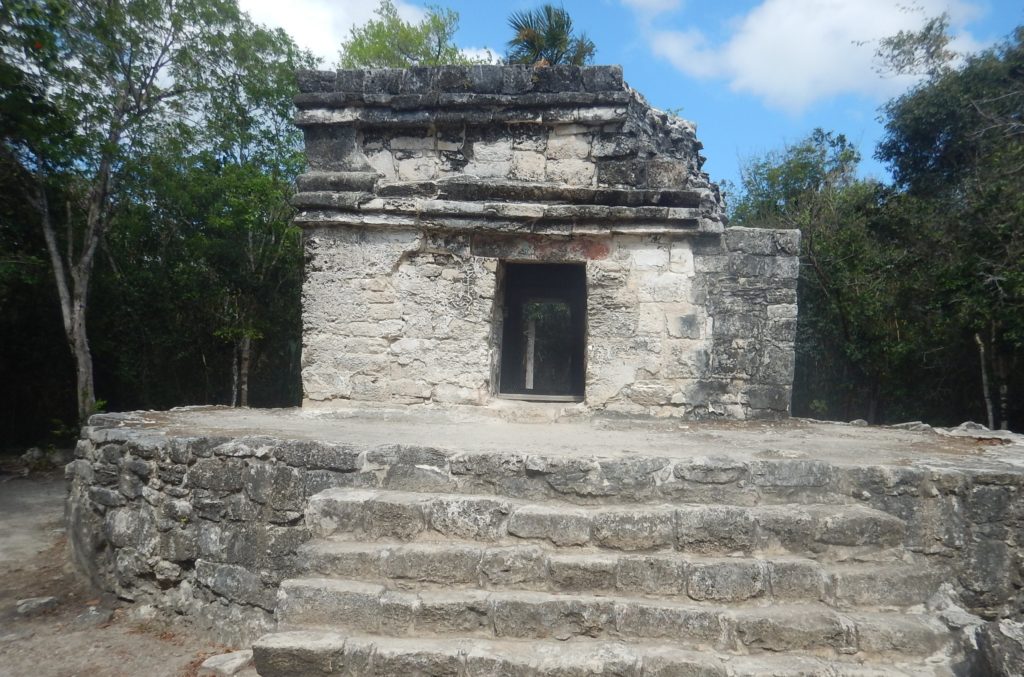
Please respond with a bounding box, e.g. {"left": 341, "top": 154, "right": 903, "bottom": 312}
{"left": 292, "top": 64, "right": 800, "bottom": 419}
{"left": 63, "top": 66, "right": 1024, "bottom": 677}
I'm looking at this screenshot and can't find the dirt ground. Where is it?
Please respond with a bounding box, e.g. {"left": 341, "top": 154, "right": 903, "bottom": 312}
{"left": 0, "top": 465, "right": 229, "bottom": 677}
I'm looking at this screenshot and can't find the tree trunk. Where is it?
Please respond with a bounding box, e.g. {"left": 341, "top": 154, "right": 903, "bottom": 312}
{"left": 867, "top": 383, "right": 879, "bottom": 425}
{"left": 239, "top": 334, "right": 251, "bottom": 408}
{"left": 230, "top": 343, "right": 239, "bottom": 407}
{"left": 998, "top": 381, "right": 1009, "bottom": 431}
{"left": 975, "top": 332, "right": 995, "bottom": 429}
{"left": 32, "top": 110, "right": 119, "bottom": 424}
{"left": 37, "top": 185, "right": 98, "bottom": 423}
{"left": 71, "top": 297, "right": 96, "bottom": 420}
{"left": 995, "top": 351, "right": 1009, "bottom": 431}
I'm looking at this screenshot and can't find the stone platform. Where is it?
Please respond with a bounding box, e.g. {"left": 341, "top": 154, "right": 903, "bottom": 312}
{"left": 66, "top": 406, "right": 1024, "bottom": 675}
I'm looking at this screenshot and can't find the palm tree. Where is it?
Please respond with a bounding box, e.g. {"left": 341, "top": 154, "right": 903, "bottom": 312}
{"left": 506, "top": 4, "right": 596, "bottom": 66}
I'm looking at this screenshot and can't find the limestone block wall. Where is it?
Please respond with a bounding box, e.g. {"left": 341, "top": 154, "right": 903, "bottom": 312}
{"left": 302, "top": 228, "right": 496, "bottom": 406}
{"left": 586, "top": 227, "right": 800, "bottom": 418}
{"left": 296, "top": 66, "right": 719, "bottom": 207}
{"left": 301, "top": 225, "right": 798, "bottom": 418}
{"left": 702, "top": 228, "right": 802, "bottom": 414}
{"left": 65, "top": 426, "right": 305, "bottom": 646}
{"left": 358, "top": 116, "right": 709, "bottom": 192}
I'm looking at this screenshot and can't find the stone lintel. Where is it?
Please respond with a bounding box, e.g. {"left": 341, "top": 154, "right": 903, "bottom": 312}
{"left": 290, "top": 193, "right": 705, "bottom": 223}
{"left": 291, "top": 209, "right": 716, "bottom": 237}
{"left": 434, "top": 181, "right": 702, "bottom": 208}
{"left": 296, "top": 171, "right": 380, "bottom": 192}
{"left": 292, "top": 178, "right": 704, "bottom": 209}
{"left": 294, "top": 101, "right": 631, "bottom": 128}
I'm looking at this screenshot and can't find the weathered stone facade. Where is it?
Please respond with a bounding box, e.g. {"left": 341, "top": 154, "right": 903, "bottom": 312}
{"left": 294, "top": 65, "right": 799, "bottom": 418}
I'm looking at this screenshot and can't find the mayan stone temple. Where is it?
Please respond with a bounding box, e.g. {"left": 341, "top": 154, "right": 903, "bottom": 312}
{"left": 292, "top": 64, "right": 799, "bottom": 418}
{"left": 65, "top": 66, "right": 1024, "bottom": 676}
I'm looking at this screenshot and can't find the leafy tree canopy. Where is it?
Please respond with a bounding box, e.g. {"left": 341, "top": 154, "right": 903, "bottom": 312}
{"left": 506, "top": 4, "right": 595, "bottom": 66}
{"left": 878, "top": 24, "right": 1024, "bottom": 195}
{"left": 872, "top": 13, "right": 958, "bottom": 80}
{"left": 727, "top": 22, "right": 1024, "bottom": 429}
{"left": 730, "top": 129, "right": 860, "bottom": 229}
{"left": 339, "top": 0, "right": 485, "bottom": 68}
{"left": 729, "top": 130, "right": 921, "bottom": 423}
{"left": 0, "top": 0, "right": 312, "bottom": 430}
{"left": 876, "top": 24, "right": 1024, "bottom": 428}
{"left": 105, "top": 12, "right": 313, "bottom": 410}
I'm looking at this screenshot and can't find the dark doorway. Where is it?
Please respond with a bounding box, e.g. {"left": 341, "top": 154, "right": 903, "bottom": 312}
{"left": 498, "top": 262, "right": 586, "bottom": 400}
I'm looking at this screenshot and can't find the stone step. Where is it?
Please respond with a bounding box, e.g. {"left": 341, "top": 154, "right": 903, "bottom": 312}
{"left": 253, "top": 630, "right": 956, "bottom": 677}
{"left": 298, "top": 539, "right": 945, "bottom": 608}
{"left": 290, "top": 438, "right": 899, "bottom": 508}
{"left": 306, "top": 488, "right": 908, "bottom": 556}
{"left": 276, "top": 578, "right": 949, "bottom": 658}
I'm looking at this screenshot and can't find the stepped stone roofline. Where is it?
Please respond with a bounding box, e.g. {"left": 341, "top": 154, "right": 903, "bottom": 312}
{"left": 294, "top": 64, "right": 632, "bottom": 105}
{"left": 291, "top": 65, "right": 726, "bottom": 238}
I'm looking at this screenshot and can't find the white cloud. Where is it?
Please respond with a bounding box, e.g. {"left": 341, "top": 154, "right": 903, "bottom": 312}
{"left": 621, "top": 0, "right": 683, "bottom": 14}
{"left": 237, "top": 0, "right": 425, "bottom": 66}
{"left": 647, "top": 0, "right": 986, "bottom": 113}
{"left": 650, "top": 28, "right": 717, "bottom": 77}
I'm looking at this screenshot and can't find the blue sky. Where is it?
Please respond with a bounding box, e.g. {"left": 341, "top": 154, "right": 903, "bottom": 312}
{"left": 240, "top": 0, "right": 1023, "bottom": 190}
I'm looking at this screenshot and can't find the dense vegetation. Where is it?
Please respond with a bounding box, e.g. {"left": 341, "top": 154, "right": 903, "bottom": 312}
{"left": 729, "top": 24, "right": 1024, "bottom": 429}
{"left": 1, "top": 2, "right": 1020, "bottom": 450}
{"left": 1, "top": 0, "right": 313, "bottom": 445}
{"left": 338, "top": 0, "right": 486, "bottom": 68}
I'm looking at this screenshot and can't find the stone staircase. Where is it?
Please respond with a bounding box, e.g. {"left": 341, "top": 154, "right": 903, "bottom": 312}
{"left": 251, "top": 470, "right": 970, "bottom": 676}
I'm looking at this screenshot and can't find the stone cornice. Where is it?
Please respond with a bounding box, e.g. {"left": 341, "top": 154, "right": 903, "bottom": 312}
{"left": 296, "top": 66, "right": 627, "bottom": 103}
{"left": 292, "top": 65, "right": 727, "bottom": 231}
{"left": 290, "top": 177, "right": 722, "bottom": 236}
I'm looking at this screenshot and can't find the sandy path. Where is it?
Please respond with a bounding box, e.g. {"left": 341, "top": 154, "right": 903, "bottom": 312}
{"left": 0, "top": 471, "right": 228, "bottom": 677}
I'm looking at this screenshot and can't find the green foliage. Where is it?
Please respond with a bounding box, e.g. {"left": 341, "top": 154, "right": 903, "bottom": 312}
{"left": 873, "top": 12, "right": 957, "bottom": 79}
{"left": 731, "top": 129, "right": 861, "bottom": 228}
{"left": 339, "top": 0, "right": 484, "bottom": 68}
{"left": 0, "top": 1, "right": 70, "bottom": 164}
{"left": 506, "top": 4, "right": 595, "bottom": 66}
{"left": 97, "top": 14, "right": 309, "bottom": 410}
{"left": 1, "top": 0, "right": 252, "bottom": 422}
{"left": 729, "top": 24, "right": 1024, "bottom": 429}
{"left": 1, "top": 1, "right": 308, "bottom": 443}
{"left": 5, "top": 0, "right": 241, "bottom": 175}
{"left": 876, "top": 25, "right": 1024, "bottom": 428}
{"left": 101, "top": 153, "right": 303, "bottom": 409}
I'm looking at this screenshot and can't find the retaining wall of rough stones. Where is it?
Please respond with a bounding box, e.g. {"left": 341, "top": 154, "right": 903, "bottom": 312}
{"left": 66, "top": 414, "right": 1023, "bottom": 647}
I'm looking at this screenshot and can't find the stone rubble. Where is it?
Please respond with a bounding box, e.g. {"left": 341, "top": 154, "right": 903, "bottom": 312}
{"left": 15, "top": 596, "right": 58, "bottom": 617}
{"left": 198, "top": 649, "right": 254, "bottom": 677}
